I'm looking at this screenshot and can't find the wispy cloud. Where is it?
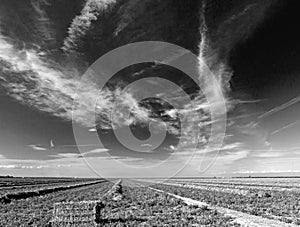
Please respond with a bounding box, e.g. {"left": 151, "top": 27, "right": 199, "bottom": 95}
{"left": 251, "top": 150, "right": 286, "bottom": 158}
{"left": 270, "top": 121, "right": 300, "bottom": 136}
{"left": 28, "top": 145, "right": 47, "bottom": 151}
{"left": 0, "top": 164, "right": 51, "bottom": 169}
{"left": 258, "top": 95, "right": 300, "bottom": 120}
{"left": 0, "top": 33, "right": 154, "bottom": 129}
{"left": 49, "top": 148, "right": 109, "bottom": 159}
{"left": 233, "top": 170, "right": 300, "bottom": 174}
{"left": 62, "top": 0, "right": 117, "bottom": 53}
{"left": 30, "top": 0, "right": 56, "bottom": 45}
{"left": 172, "top": 142, "right": 244, "bottom": 157}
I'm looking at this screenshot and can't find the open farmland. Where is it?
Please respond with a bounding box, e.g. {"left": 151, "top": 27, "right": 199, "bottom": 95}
{"left": 1, "top": 177, "right": 299, "bottom": 226}
{"left": 0, "top": 177, "right": 240, "bottom": 226}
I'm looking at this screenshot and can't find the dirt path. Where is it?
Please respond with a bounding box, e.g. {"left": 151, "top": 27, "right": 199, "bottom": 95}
{"left": 149, "top": 187, "right": 298, "bottom": 227}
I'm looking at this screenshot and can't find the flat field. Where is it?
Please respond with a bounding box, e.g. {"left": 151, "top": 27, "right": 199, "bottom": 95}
{"left": 0, "top": 177, "right": 299, "bottom": 226}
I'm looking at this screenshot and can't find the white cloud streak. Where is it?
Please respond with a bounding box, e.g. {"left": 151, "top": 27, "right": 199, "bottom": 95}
{"left": 270, "top": 121, "right": 300, "bottom": 136}
{"left": 62, "top": 0, "right": 117, "bottom": 53}
{"left": 258, "top": 95, "right": 300, "bottom": 120}
{"left": 28, "top": 145, "right": 47, "bottom": 151}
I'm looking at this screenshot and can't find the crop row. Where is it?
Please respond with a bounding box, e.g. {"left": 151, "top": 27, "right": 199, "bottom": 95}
{"left": 0, "top": 180, "right": 104, "bottom": 197}
{"left": 168, "top": 178, "right": 300, "bottom": 188}
{"left": 162, "top": 181, "right": 300, "bottom": 196}
{"left": 0, "top": 179, "right": 92, "bottom": 192}
{"left": 0, "top": 177, "right": 95, "bottom": 188}
{"left": 139, "top": 180, "right": 253, "bottom": 196}
{"left": 0, "top": 180, "right": 106, "bottom": 204}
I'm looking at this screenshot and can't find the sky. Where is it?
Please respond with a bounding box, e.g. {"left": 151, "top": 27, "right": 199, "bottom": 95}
{"left": 0, "top": 0, "right": 300, "bottom": 178}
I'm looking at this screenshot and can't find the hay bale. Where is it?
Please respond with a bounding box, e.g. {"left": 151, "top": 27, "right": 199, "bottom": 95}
{"left": 51, "top": 200, "right": 101, "bottom": 226}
